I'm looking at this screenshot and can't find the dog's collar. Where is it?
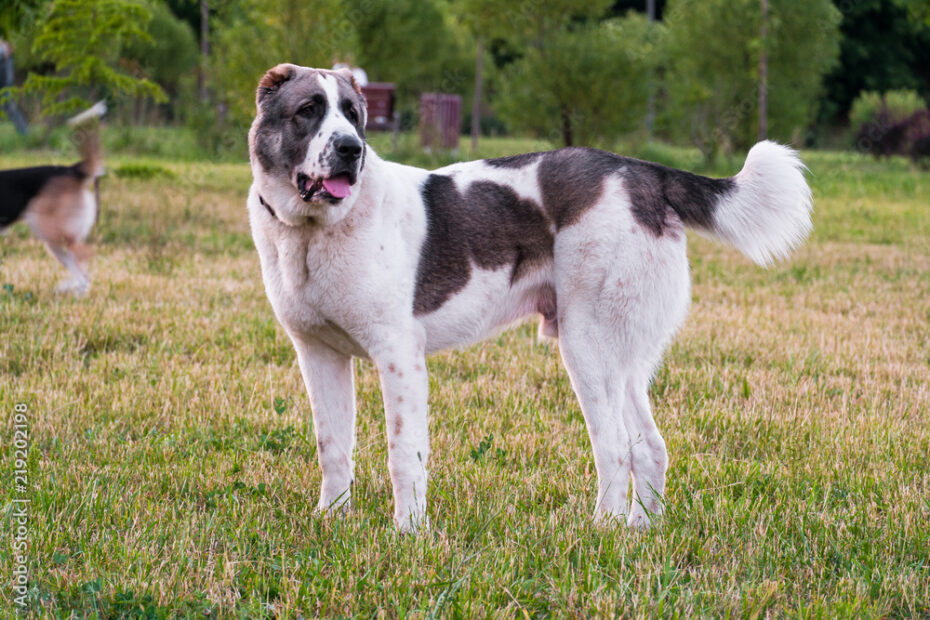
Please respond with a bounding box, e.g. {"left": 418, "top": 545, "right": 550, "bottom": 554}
{"left": 258, "top": 194, "right": 278, "bottom": 220}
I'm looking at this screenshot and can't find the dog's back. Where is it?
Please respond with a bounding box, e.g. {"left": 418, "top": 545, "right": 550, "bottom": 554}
{"left": 0, "top": 164, "right": 87, "bottom": 229}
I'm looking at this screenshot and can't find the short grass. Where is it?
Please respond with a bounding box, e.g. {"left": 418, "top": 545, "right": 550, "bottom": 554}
{"left": 1, "top": 132, "right": 928, "bottom": 618}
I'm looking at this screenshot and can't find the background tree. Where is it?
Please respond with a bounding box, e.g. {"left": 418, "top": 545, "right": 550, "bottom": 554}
{"left": 122, "top": 0, "right": 199, "bottom": 122}
{"left": 486, "top": 0, "right": 659, "bottom": 147}
{"left": 210, "top": 0, "right": 354, "bottom": 125}
{"left": 348, "top": 0, "right": 473, "bottom": 119}
{"left": 818, "top": 0, "right": 930, "bottom": 128}
{"left": 16, "top": 0, "right": 167, "bottom": 117}
{"left": 662, "top": 0, "right": 841, "bottom": 159}
{"left": 496, "top": 14, "right": 657, "bottom": 147}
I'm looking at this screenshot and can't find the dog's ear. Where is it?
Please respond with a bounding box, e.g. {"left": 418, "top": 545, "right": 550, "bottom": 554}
{"left": 333, "top": 68, "right": 363, "bottom": 97}
{"left": 257, "top": 64, "right": 298, "bottom": 106}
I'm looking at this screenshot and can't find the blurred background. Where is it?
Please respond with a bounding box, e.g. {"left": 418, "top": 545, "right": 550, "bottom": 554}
{"left": 1, "top": 0, "right": 929, "bottom": 165}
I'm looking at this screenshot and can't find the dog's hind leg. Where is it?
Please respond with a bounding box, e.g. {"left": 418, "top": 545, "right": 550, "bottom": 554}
{"left": 557, "top": 306, "right": 634, "bottom": 523}
{"left": 625, "top": 373, "right": 668, "bottom": 529}
{"left": 553, "top": 181, "right": 692, "bottom": 528}
{"left": 293, "top": 337, "right": 357, "bottom": 515}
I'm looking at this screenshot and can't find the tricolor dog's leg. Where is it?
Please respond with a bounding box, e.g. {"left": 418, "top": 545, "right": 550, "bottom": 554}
{"left": 292, "top": 336, "right": 357, "bottom": 514}
{"left": 371, "top": 331, "right": 430, "bottom": 532}
{"left": 47, "top": 241, "right": 90, "bottom": 296}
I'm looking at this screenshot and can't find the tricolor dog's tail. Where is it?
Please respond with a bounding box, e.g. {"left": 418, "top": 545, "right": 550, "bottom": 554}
{"left": 76, "top": 129, "right": 103, "bottom": 179}
{"left": 68, "top": 101, "right": 106, "bottom": 179}
{"left": 670, "top": 141, "right": 813, "bottom": 266}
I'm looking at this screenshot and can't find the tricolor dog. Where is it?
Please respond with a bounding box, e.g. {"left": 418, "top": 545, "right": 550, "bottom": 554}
{"left": 247, "top": 64, "right": 812, "bottom": 531}
{"left": 0, "top": 101, "right": 106, "bottom": 295}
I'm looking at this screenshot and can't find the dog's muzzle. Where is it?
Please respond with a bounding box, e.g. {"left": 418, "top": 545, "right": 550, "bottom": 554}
{"left": 296, "top": 134, "right": 363, "bottom": 203}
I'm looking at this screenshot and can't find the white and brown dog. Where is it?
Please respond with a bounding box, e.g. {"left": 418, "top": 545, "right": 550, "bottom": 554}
{"left": 0, "top": 102, "right": 106, "bottom": 295}
{"left": 247, "top": 64, "right": 812, "bottom": 531}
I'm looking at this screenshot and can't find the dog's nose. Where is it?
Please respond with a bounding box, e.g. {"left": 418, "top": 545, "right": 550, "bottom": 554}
{"left": 333, "top": 134, "right": 363, "bottom": 162}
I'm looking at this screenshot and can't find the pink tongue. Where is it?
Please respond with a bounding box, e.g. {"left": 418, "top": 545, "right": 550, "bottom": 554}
{"left": 322, "top": 176, "right": 351, "bottom": 198}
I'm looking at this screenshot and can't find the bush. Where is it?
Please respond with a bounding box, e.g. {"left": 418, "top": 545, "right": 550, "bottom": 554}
{"left": 857, "top": 105, "right": 930, "bottom": 162}
{"left": 905, "top": 109, "right": 930, "bottom": 165}
{"left": 849, "top": 90, "right": 926, "bottom": 137}
{"left": 856, "top": 106, "right": 910, "bottom": 158}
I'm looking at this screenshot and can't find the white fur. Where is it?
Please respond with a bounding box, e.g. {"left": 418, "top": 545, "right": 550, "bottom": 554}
{"left": 298, "top": 75, "right": 362, "bottom": 183}
{"left": 66, "top": 100, "right": 107, "bottom": 126}
{"left": 710, "top": 140, "right": 813, "bottom": 266}
{"left": 249, "top": 128, "right": 811, "bottom": 531}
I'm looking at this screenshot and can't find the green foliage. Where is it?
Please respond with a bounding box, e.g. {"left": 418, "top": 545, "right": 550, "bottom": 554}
{"left": 895, "top": 0, "right": 930, "bottom": 27}
{"left": 818, "top": 0, "right": 930, "bottom": 126}
{"left": 122, "top": 0, "right": 199, "bottom": 96}
{"left": 849, "top": 89, "right": 926, "bottom": 135}
{"left": 349, "top": 0, "right": 473, "bottom": 115}
{"left": 662, "top": 0, "right": 841, "bottom": 158}
{"left": 16, "top": 0, "right": 167, "bottom": 117}
{"left": 210, "top": 0, "right": 355, "bottom": 125}
{"left": 496, "top": 11, "right": 658, "bottom": 147}
{"left": 0, "top": 0, "right": 44, "bottom": 34}
{"left": 490, "top": 0, "right": 614, "bottom": 40}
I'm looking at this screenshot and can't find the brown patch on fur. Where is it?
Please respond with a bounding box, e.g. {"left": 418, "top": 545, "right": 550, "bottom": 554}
{"left": 388, "top": 363, "right": 396, "bottom": 373}
{"left": 333, "top": 68, "right": 363, "bottom": 96}
{"left": 394, "top": 416, "right": 403, "bottom": 436}
{"left": 397, "top": 396, "right": 404, "bottom": 403}
{"left": 257, "top": 63, "right": 298, "bottom": 104}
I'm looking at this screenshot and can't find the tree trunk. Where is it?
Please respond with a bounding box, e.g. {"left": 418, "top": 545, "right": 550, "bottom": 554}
{"left": 758, "top": 0, "right": 768, "bottom": 140}
{"left": 561, "top": 105, "right": 573, "bottom": 147}
{"left": 646, "top": 0, "right": 656, "bottom": 137}
{"left": 199, "top": 0, "right": 209, "bottom": 103}
{"left": 471, "top": 37, "right": 483, "bottom": 155}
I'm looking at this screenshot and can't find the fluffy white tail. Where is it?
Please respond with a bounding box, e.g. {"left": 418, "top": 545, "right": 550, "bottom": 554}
{"left": 68, "top": 101, "right": 107, "bottom": 179}
{"left": 67, "top": 100, "right": 107, "bottom": 126}
{"left": 709, "top": 141, "right": 813, "bottom": 266}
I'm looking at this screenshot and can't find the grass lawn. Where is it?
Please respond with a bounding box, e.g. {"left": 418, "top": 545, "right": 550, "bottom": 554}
{"left": 1, "top": 132, "right": 928, "bottom": 617}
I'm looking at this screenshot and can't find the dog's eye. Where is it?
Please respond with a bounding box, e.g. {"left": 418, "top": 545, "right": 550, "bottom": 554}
{"left": 342, "top": 101, "right": 359, "bottom": 124}
{"left": 297, "top": 96, "right": 324, "bottom": 118}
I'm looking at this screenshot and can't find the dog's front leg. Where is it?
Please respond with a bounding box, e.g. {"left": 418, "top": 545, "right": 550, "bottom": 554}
{"left": 292, "top": 337, "right": 356, "bottom": 515}
{"left": 373, "top": 335, "right": 430, "bottom": 532}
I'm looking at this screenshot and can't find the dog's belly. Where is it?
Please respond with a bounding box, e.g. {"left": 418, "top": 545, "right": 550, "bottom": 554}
{"left": 417, "top": 263, "right": 555, "bottom": 353}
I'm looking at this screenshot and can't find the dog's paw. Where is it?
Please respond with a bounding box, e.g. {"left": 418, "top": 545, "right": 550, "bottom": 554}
{"left": 626, "top": 511, "right": 652, "bottom": 531}
{"left": 394, "top": 511, "right": 429, "bottom": 534}
{"left": 593, "top": 508, "right": 628, "bottom": 528}
{"left": 627, "top": 505, "right": 662, "bottom": 531}
{"left": 315, "top": 495, "right": 352, "bottom": 518}
{"left": 55, "top": 279, "right": 89, "bottom": 297}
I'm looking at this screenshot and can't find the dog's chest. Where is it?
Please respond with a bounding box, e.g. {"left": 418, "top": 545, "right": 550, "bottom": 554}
{"left": 255, "top": 219, "right": 406, "bottom": 357}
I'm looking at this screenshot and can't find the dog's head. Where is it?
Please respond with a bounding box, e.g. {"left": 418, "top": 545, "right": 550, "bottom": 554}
{"left": 249, "top": 64, "right": 368, "bottom": 218}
